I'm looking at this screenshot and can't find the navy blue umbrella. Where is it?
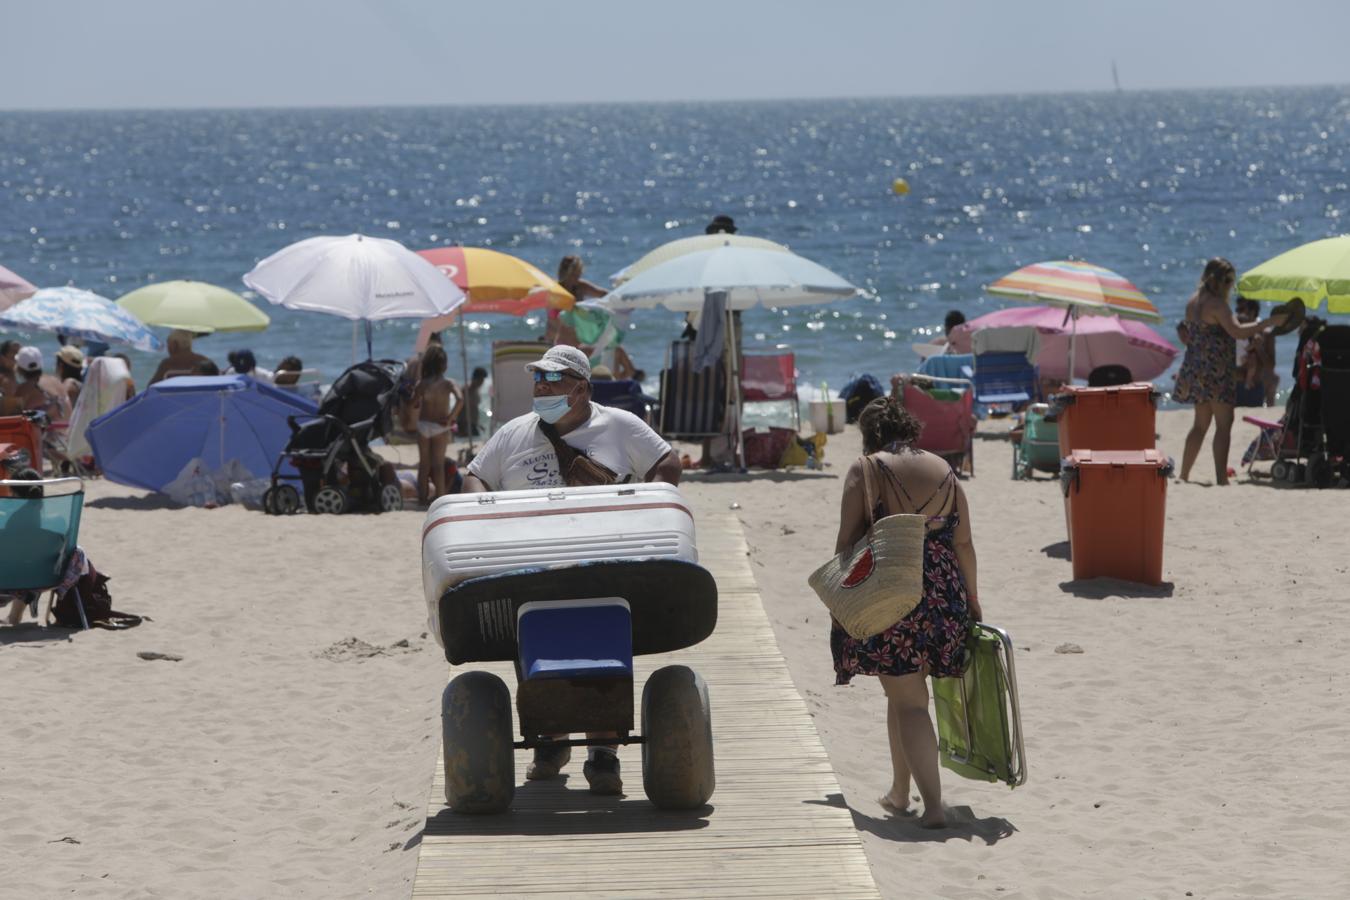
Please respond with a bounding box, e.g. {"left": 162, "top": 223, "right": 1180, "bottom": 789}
{"left": 87, "top": 375, "right": 318, "bottom": 493}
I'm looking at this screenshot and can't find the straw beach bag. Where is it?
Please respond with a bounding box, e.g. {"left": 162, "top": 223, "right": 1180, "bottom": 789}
{"left": 808, "top": 456, "right": 926, "bottom": 639}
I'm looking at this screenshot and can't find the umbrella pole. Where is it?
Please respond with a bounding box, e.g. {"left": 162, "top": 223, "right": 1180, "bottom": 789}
{"left": 351, "top": 322, "right": 358, "bottom": 365}
{"left": 458, "top": 313, "right": 473, "bottom": 454}
{"left": 1067, "top": 308, "right": 1079, "bottom": 387}
{"left": 726, "top": 304, "right": 745, "bottom": 472}
{"left": 365, "top": 320, "right": 373, "bottom": 360}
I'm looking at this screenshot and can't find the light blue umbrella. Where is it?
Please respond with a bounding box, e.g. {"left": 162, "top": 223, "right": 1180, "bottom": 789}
{"left": 0, "top": 286, "right": 163, "bottom": 351}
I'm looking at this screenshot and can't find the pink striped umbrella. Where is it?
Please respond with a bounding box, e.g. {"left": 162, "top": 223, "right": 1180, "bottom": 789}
{"left": 948, "top": 305, "right": 1178, "bottom": 382}
{"left": 986, "top": 260, "right": 1161, "bottom": 383}
{"left": 0, "top": 265, "right": 37, "bottom": 311}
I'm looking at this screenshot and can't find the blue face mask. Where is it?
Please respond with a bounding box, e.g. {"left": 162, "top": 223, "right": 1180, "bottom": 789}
{"left": 533, "top": 394, "right": 571, "bottom": 424}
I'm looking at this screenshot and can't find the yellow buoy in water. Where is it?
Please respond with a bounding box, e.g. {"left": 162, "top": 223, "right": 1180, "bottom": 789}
{"left": 892, "top": 177, "right": 910, "bottom": 196}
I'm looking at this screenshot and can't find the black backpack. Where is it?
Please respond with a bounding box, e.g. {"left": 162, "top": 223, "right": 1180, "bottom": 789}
{"left": 48, "top": 563, "right": 142, "bottom": 630}
{"left": 840, "top": 373, "right": 885, "bottom": 424}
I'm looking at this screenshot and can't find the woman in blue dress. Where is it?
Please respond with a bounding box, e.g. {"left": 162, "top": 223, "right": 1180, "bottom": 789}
{"left": 830, "top": 396, "right": 981, "bottom": 828}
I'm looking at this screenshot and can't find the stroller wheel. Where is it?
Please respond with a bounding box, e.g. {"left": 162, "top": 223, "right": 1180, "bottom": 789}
{"left": 379, "top": 482, "right": 404, "bottom": 513}
{"left": 272, "top": 484, "right": 301, "bottom": 514}
{"left": 1272, "top": 460, "right": 1290, "bottom": 482}
{"left": 1307, "top": 453, "right": 1334, "bottom": 489}
{"left": 313, "top": 485, "right": 349, "bottom": 515}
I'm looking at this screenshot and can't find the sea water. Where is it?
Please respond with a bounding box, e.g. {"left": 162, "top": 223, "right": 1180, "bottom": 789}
{"left": 2, "top": 88, "right": 1346, "bottom": 404}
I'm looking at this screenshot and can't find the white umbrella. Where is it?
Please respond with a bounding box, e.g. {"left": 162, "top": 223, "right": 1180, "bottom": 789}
{"left": 610, "top": 234, "right": 792, "bottom": 286}
{"left": 606, "top": 245, "right": 859, "bottom": 469}
{"left": 605, "top": 245, "right": 859, "bottom": 311}
{"left": 243, "top": 234, "right": 466, "bottom": 357}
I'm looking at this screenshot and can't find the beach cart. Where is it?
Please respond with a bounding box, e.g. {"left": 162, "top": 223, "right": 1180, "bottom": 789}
{"left": 422, "top": 483, "right": 718, "bottom": 814}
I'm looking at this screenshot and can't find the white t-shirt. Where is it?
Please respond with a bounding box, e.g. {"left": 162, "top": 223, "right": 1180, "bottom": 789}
{"left": 468, "top": 402, "right": 672, "bottom": 491}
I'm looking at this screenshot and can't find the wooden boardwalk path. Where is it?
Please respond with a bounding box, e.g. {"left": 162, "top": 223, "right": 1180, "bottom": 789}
{"left": 411, "top": 514, "right": 879, "bottom": 899}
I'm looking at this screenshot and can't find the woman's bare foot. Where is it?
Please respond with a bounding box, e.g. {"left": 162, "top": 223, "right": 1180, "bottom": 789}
{"left": 918, "top": 806, "right": 947, "bottom": 829}
{"left": 878, "top": 791, "right": 914, "bottom": 816}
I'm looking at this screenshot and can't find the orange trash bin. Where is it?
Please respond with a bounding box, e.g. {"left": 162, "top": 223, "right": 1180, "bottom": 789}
{"left": 1060, "top": 449, "right": 1170, "bottom": 585}
{"left": 1052, "top": 383, "right": 1159, "bottom": 458}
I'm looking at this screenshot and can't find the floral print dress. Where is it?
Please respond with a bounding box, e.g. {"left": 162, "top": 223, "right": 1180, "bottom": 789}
{"left": 1174, "top": 320, "right": 1237, "bottom": 406}
{"left": 831, "top": 461, "right": 972, "bottom": 684}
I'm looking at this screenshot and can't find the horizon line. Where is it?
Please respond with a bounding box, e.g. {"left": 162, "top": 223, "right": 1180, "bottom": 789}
{"left": 2, "top": 79, "right": 1347, "bottom": 116}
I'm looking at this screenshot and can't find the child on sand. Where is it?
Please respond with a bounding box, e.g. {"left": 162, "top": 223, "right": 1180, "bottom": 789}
{"left": 413, "top": 344, "right": 462, "bottom": 504}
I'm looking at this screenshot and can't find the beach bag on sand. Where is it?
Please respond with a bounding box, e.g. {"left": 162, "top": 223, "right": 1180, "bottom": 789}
{"left": 932, "top": 623, "right": 1026, "bottom": 788}
{"left": 49, "top": 561, "right": 143, "bottom": 630}
{"left": 807, "top": 456, "right": 925, "bottom": 639}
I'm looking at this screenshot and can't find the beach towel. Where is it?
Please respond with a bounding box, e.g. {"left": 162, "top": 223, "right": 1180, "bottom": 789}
{"left": 66, "top": 356, "right": 132, "bottom": 462}
{"left": 691, "top": 290, "right": 728, "bottom": 371}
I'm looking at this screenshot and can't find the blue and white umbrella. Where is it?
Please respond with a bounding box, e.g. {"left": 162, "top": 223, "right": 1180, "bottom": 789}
{"left": 0, "top": 286, "right": 164, "bottom": 351}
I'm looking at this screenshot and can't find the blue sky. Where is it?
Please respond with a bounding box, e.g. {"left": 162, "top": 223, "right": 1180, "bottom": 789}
{"left": 5, "top": 0, "right": 1348, "bottom": 110}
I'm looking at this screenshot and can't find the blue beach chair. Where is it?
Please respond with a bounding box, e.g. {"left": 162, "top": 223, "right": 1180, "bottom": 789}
{"left": 972, "top": 351, "right": 1039, "bottom": 407}
{"left": 918, "top": 352, "right": 975, "bottom": 382}
{"left": 0, "top": 476, "right": 87, "bottom": 628}
{"left": 591, "top": 379, "right": 657, "bottom": 424}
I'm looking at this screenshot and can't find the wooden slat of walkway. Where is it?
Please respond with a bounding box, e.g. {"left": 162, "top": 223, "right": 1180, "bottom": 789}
{"left": 411, "top": 515, "right": 878, "bottom": 899}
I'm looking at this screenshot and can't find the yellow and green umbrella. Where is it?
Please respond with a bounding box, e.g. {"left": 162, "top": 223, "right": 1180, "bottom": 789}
{"left": 117, "top": 280, "right": 270, "bottom": 333}
{"left": 1237, "top": 236, "right": 1350, "bottom": 314}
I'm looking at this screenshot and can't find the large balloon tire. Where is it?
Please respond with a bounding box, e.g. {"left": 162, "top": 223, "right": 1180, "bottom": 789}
{"left": 641, "top": 664, "right": 714, "bottom": 810}
{"left": 312, "top": 485, "right": 348, "bottom": 515}
{"left": 442, "top": 671, "right": 515, "bottom": 815}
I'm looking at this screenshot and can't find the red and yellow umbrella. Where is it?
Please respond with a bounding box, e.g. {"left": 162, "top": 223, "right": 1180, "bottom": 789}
{"left": 417, "top": 247, "right": 573, "bottom": 315}
{"left": 987, "top": 260, "right": 1160, "bottom": 322}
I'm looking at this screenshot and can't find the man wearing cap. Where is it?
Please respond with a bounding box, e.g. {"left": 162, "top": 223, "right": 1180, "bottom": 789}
{"left": 462, "top": 344, "right": 682, "bottom": 794}
{"left": 463, "top": 345, "right": 680, "bottom": 493}
{"left": 54, "top": 344, "right": 85, "bottom": 409}
{"left": 13, "top": 346, "right": 71, "bottom": 421}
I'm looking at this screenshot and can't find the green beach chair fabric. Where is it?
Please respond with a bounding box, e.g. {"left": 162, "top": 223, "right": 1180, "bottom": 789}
{"left": 933, "top": 623, "right": 1026, "bottom": 788}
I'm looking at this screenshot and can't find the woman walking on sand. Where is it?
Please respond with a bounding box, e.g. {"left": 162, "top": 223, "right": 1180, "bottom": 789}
{"left": 830, "top": 397, "right": 981, "bottom": 828}
{"left": 1174, "top": 258, "right": 1287, "bottom": 485}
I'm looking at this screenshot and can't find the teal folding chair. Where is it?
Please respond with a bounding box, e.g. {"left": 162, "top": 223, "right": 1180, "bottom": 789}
{"left": 0, "top": 477, "right": 87, "bottom": 629}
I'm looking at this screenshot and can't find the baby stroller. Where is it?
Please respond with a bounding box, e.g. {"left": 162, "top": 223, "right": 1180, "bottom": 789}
{"left": 262, "top": 359, "right": 406, "bottom": 515}
{"left": 1268, "top": 323, "right": 1350, "bottom": 488}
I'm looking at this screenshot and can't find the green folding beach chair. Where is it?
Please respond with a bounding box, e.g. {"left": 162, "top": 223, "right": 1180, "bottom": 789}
{"left": 933, "top": 623, "right": 1027, "bottom": 788}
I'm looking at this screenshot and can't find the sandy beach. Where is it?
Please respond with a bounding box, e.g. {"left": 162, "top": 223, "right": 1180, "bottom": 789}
{"left": 3, "top": 409, "right": 1347, "bottom": 898}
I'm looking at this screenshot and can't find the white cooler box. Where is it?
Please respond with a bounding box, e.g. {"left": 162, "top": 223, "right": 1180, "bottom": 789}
{"left": 422, "top": 482, "right": 699, "bottom": 651}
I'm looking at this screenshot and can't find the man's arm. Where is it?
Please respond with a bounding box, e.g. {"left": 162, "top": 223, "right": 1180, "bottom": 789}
{"left": 644, "top": 449, "right": 682, "bottom": 485}
{"left": 462, "top": 473, "right": 492, "bottom": 493}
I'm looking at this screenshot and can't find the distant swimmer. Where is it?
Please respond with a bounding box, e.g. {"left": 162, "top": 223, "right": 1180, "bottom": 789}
{"left": 892, "top": 178, "right": 910, "bottom": 196}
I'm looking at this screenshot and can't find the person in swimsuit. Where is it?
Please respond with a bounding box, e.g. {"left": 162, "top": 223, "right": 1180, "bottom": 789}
{"left": 413, "top": 343, "right": 462, "bottom": 505}
{"left": 831, "top": 396, "right": 981, "bottom": 828}
{"left": 548, "top": 256, "right": 607, "bottom": 346}
{"left": 1174, "top": 258, "right": 1285, "bottom": 485}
